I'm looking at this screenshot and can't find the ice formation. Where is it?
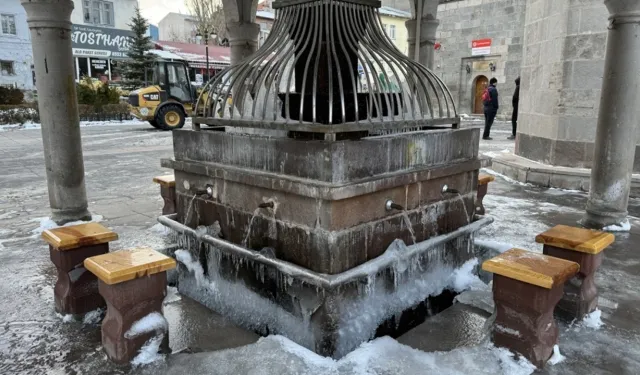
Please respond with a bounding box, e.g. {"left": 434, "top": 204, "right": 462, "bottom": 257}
{"left": 547, "top": 345, "right": 566, "bottom": 365}
{"left": 582, "top": 309, "right": 604, "bottom": 329}
{"left": 174, "top": 230, "right": 481, "bottom": 357}
{"left": 603, "top": 220, "right": 631, "bottom": 232}
{"left": 82, "top": 308, "right": 104, "bottom": 325}
{"left": 131, "top": 335, "right": 165, "bottom": 367}
{"left": 125, "top": 312, "right": 168, "bottom": 339}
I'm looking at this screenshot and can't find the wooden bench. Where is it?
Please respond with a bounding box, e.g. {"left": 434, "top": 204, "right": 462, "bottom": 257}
{"left": 482, "top": 248, "right": 579, "bottom": 368}
{"left": 153, "top": 174, "right": 176, "bottom": 215}
{"left": 536, "top": 225, "right": 614, "bottom": 320}
{"left": 85, "top": 247, "right": 176, "bottom": 364}
{"left": 476, "top": 174, "right": 495, "bottom": 215}
{"left": 43, "top": 222, "right": 118, "bottom": 316}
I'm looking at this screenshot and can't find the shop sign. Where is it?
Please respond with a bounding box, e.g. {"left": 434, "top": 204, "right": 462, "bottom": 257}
{"left": 72, "top": 24, "right": 134, "bottom": 58}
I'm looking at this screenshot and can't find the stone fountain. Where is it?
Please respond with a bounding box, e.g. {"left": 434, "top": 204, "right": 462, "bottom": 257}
{"left": 158, "top": 0, "right": 491, "bottom": 358}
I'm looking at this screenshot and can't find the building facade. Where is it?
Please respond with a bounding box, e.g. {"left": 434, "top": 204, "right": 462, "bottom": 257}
{"left": 379, "top": 6, "right": 412, "bottom": 55}
{"left": 0, "top": 0, "right": 34, "bottom": 90}
{"left": 158, "top": 12, "right": 198, "bottom": 43}
{"left": 433, "top": 0, "right": 527, "bottom": 117}
{"left": 69, "top": 0, "right": 138, "bottom": 82}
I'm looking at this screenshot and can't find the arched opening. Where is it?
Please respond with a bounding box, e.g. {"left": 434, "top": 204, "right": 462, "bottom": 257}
{"left": 472, "top": 75, "right": 488, "bottom": 114}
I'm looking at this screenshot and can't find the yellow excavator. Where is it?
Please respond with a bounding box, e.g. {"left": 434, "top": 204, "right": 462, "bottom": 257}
{"left": 128, "top": 50, "right": 217, "bottom": 130}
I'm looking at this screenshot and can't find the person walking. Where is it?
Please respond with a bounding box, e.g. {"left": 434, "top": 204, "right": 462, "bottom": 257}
{"left": 482, "top": 77, "right": 499, "bottom": 140}
{"left": 508, "top": 77, "right": 520, "bottom": 140}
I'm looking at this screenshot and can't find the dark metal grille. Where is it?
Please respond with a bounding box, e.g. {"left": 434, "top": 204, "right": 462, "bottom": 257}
{"left": 194, "top": 0, "right": 458, "bottom": 134}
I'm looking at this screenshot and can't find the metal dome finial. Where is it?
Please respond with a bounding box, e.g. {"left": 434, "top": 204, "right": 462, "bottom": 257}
{"left": 193, "top": 0, "right": 458, "bottom": 136}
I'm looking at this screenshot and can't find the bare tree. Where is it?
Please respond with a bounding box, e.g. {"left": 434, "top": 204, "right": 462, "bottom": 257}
{"left": 185, "top": 0, "right": 228, "bottom": 45}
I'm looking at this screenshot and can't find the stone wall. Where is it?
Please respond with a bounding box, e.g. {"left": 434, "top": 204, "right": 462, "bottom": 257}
{"left": 433, "top": 0, "right": 527, "bottom": 118}
{"left": 516, "top": 0, "right": 610, "bottom": 169}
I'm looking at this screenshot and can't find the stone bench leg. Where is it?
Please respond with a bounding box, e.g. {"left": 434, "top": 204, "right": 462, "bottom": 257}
{"left": 99, "top": 272, "right": 170, "bottom": 364}
{"left": 160, "top": 185, "right": 177, "bottom": 215}
{"left": 543, "top": 246, "right": 602, "bottom": 320}
{"left": 492, "top": 275, "right": 564, "bottom": 368}
{"left": 476, "top": 183, "right": 489, "bottom": 215}
{"left": 49, "top": 244, "right": 108, "bottom": 315}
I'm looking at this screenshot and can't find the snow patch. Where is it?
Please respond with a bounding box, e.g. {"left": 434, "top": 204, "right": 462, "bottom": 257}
{"left": 0, "top": 119, "right": 148, "bottom": 132}
{"left": 83, "top": 308, "right": 104, "bottom": 325}
{"left": 495, "top": 324, "right": 521, "bottom": 337}
{"left": 131, "top": 335, "right": 165, "bottom": 367}
{"left": 604, "top": 220, "right": 631, "bottom": 232}
{"left": 30, "top": 215, "right": 104, "bottom": 236}
{"left": 474, "top": 239, "right": 514, "bottom": 254}
{"left": 124, "top": 312, "right": 168, "bottom": 339}
{"left": 450, "top": 258, "right": 485, "bottom": 292}
{"left": 150, "top": 223, "right": 172, "bottom": 236}
{"left": 57, "top": 313, "right": 76, "bottom": 323}
{"left": 481, "top": 168, "right": 532, "bottom": 187}
{"left": 163, "top": 286, "right": 181, "bottom": 305}
{"left": 582, "top": 309, "right": 604, "bottom": 329}
{"left": 547, "top": 345, "right": 566, "bottom": 365}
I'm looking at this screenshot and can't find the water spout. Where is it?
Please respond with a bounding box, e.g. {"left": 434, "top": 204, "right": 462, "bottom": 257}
{"left": 259, "top": 201, "right": 275, "bottom": 209}
{"left": 385, "top": 200, "right": 405, "bottom": 211}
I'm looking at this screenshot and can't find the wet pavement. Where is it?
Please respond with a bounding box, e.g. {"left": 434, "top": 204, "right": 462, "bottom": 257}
{"left": 1, "top": 121, "right": 639, "bottom": 374}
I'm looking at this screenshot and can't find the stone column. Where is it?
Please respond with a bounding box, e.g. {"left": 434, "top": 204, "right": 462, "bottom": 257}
{"left": 406, "top": 0, "right": 439, "bottom": 69}
{"left": 227, "top": 22, "right": 260, "bottom": 66}
{"left": 22, "top": 0, "right": 91, "bottom": 224}
{"left": 583, "top": 1, "right": 640, "bottom": 229}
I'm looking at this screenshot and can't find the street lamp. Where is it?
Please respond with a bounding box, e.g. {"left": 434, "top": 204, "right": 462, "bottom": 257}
{"left": 196, "top": 29, "right": 210, "bottom": 82}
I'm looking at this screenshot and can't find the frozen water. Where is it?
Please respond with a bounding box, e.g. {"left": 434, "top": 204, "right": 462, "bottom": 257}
{"left": 30, "top": 215, "right": 104, "bottom": 237}
{"left": 454, "top": 289, "right": 494, "bottom": 314}
{"left": 475, "top": 239, "right": 514, "bottom": 254}
{"left": 125, "top": 312, "right": 168, "bottom": 339}
{"left": 0, "top": 119, "right": 148, "bottom": 132}
{"left": 495, "top": 324, "right": 521, "bottom": 337}
{"left": 582, "top": 309, "right": 604, "bottom": 329}
{"left": 163, "top": 335, "right": 536, "bottom": 375}
{"left": 604, "top": 220, "right": 631, "bottom": 232}
{"left": 548, "top": 345, "right": 566, "bottom": 365}
{"left": 150, "top": 223, "right": 172, "bottom": 236}
{"left": 82, "top": 308, "right": 104, "bottom": 325}
{"left": 450, "top": 258, "right": 486, "bottom": 292}
{"left": 164, "top": 286, "right": 182, "bottom": 305}
{"left": 481, "top": 168, "right": 532, "bottom": 187}
{"left": 58, "top": 314, "right": 76, "bottom": 323}
{"left": 131, "top": 335, "right": 166, "bottom": 367}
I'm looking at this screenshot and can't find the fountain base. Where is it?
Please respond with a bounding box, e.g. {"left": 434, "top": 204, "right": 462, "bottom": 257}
{"left": 160, "top": 215, "right": 491, "bottom": 358}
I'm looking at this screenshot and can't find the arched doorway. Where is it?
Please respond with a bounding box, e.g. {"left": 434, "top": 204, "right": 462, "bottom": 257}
{"left": 473, "top": 75, "right": 488, "bottom": 114}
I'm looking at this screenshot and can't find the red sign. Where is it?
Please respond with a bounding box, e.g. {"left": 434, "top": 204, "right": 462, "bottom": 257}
{"left": 471, "top": 39, "right": 492, "bottom": 56}
{"left": 472, "top": 39, "right": 492, "bottom": 48}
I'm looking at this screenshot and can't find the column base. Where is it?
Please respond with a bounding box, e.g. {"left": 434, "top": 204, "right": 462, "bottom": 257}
{"left": 580, "top": 208, "right": 628, "bottom": 230}
{"left": 51, "top": 208, "right": 92, "bottom": 226}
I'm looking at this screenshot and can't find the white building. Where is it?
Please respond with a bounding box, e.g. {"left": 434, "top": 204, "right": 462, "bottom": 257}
{"left": 69, "top": 0, "right": 138, "bottom": 82}
{"left": 158, "top": 13, "right": 198, "bottom": 44}
{"left": 71, "top": 0, "right": 137, "bottom": 30}
{"left": 0, "top": 0, "right": 34, "bottom": 90}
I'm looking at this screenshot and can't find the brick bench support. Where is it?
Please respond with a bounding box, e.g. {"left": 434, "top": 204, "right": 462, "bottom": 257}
{"left": 154, "top": 174, "right": 176, "bottom": 215}
{"left": 476, "top": 174, "right": 495, "bottom": 215}
{"left": 43, "top": 223, "right": 118, "bottom": 316}
{"left": 85, "top": 247, "right": 176, "bottom": 364}
{"left": 536, "top": 225, "right": 614, "bottom": 320}
{"left": 483, "top": 248, "right": 579, "bottom": 368}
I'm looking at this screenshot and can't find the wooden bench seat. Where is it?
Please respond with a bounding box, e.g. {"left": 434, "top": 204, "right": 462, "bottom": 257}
{"left": 535, "top": 224, "right": 614, "bottom": 254}
{"left": 153, "top": 174, "right": 176, "bottom": 215}
{"left": 153, "top": 174, "right": 175, "bottom": 188}
{"left": 536, "top": 225, "right": 614, "bottom": 320}
{"left": 482, "top": 248, "right": 579, "bottom": 368}
{"left": 476, "top": 174, "right": 496, "bottom": 215}
{"left": 85, "top": 247, "right": 176, "bottom": 364}
{"left": 478, "top": 174, "right": 496, "bottom": 186}
{"left": 43, "top": 222, "right": 118, "bottom": 315}
{"left": 482, "top": 248, "right": 579, "bottom": 289}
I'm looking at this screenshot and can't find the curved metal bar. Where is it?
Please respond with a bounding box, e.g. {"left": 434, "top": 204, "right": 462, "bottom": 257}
{"left": 299, "top": 1, "right": 322, "bottom": 123}
{"left": 158, "top": 214, "right": 493, "bottom": 289}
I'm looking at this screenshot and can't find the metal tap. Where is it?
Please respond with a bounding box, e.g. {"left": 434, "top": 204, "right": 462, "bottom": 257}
{"left": 385, "top": 200, "right": 405, "bottom": 211}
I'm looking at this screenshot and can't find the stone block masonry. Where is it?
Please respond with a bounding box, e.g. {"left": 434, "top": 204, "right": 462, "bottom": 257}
{"left": 433, "top": 0, "right": 527, "bottom": 117}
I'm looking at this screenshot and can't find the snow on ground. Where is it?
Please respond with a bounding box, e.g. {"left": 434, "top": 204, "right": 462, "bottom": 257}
{"left": 30, "top": 215, "right": 104, "bottom": 237}
{"left": 604, "top": 220, "right": 631, "bottom": 232}
{"left": 132, "top": 335, "right": 166, "bottom": 367}
{"left": 582, "top": 309, "right": 604, "bottom": 329}
{"left": 0, "top": 119, "right": 148, "bottom": 132}
{"left": 548, "top": 345, "right": 566, "bottom": 365}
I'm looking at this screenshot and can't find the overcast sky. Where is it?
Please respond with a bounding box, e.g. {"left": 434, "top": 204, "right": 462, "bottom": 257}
{"left": 139, "top": 0, "right": 189, "bottom": 24}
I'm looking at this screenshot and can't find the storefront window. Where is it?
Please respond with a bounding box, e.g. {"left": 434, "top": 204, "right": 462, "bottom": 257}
{"left": 78, "top": 57, "right": 89, "bottom": 79}
{"left": 90, "top": 58, "right": 109, "bottom": 82}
